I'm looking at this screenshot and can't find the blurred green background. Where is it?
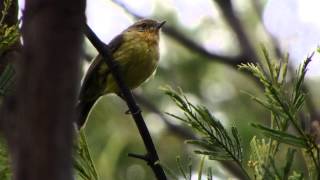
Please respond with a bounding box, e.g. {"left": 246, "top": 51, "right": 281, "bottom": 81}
{"left": 80, "top": 0, "right": 320, "bottom": 179}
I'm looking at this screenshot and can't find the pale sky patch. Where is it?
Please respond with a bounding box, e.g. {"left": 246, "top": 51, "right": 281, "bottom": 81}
{"left": 263, "top": 0, "right": 320, "bottom": 77}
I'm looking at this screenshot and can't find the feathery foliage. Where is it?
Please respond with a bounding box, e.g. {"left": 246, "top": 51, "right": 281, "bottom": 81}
{"left": 164, "top": 47, "right": 319, "bottom": 179}
{"left": 0, "top": 0, "right": 18, "bottom": 98}
{"left": 163, "top": 156, "right": 214, "bottom": 180}
{"left": 163, "top": 87, "right": 250, "bottom": 179}
{"left": 239, "top": 46, "right": 319, "bottom": 179}
{"left": 0, "top": 137, "right": 11, "bottom": 180}
{"left": 248, "top": 136, "right": 303, "bottom": 180}
{"left": 0, "top": 63, "right": 14, "bottom": 97}
{"left": 74, "top": 130, "right": 99, "bottom": 180}
{"left": 0, "top": 0, "right": 20, "bottom": 56}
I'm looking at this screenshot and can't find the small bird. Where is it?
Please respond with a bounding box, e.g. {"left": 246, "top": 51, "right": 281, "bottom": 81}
{"left": 77, "top": 19, "right": 166, "bottom": 128}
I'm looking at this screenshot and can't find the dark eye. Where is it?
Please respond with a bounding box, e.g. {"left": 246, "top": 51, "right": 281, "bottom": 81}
{"left": 141, "top": 23, "right": 147, "bottom": 28}
{"left": 138, "top": 23, "right": 147, "bottom": 32}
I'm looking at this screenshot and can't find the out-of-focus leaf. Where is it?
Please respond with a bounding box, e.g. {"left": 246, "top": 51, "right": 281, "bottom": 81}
{"left": 0, "top": 64, "right": 15, "bottom": 96}
{"left": 288, "top": 171, "right": 304, "bottom": 180}
{"left": 197, "top": 156, "right": 205, "bottom": 180}
{"left": 251, "top": 123, "right": 307, "bottom": 148}
{"left": 282, "top": 148, "right": 296, "bottom": 179}
{"left": 74, "top": 130, "right": 99, "bottom": 180}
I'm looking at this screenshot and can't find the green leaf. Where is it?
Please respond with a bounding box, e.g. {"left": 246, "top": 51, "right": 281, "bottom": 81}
{"left": 73, "top": 130, "right": 99, "bottom": 180}
{"left": 251, "top": 123, "right": 307, "bottom": 148}
{"left": 194, "top": 150, "right": 233, "bottom": 161}
{"left": 0, "top": 64, "right": 15, "bottom": 96}
{"left": 197, "top": 156, "right": 205, "bottom": 180}
{"left": 176, "top": 156, "right": 188, "bottom": 180}
{"left": 282, "top": 148, "right": 296, "bottom": 179}
{"left": 164, "top": 87, "right": 250, "bottom": 179}
{"left": 288, "top": 171, "right": 304, "bottom": 180}
{"left": 207, "top": 167, "right": 212, "bottom": 180}
{"left": 0, "top": 137, "right": 11, "bottom": 180}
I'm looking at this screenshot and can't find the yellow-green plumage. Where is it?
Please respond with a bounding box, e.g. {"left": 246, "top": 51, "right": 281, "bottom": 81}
{"left": 77, "top": 19, "right": 164, "bottom": 128}
{"left": 104, "top": 30, "right": 159, "bottom": 93}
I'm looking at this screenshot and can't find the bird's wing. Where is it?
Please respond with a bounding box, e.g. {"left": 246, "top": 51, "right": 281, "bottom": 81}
{"left": 79, "top": 34, "right": 123, "bottom": 101}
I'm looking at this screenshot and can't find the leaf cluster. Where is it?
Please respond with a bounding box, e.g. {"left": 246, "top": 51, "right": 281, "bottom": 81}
{"left": 0, "top": 64, "right": 14, "bottom": 97}
{"left": 163, "top": 156, "right": 214, "bottom": 180}
{"left": 73, "top": 130, "right": 99, "bottom": 180}
{"left": 164, "top": 47, "right": 319, "bottom": 179}
{"left": 0, "top": 137, "right": 11, "bottom": 180}
{"left": 249, "top": 136, "right": 303, "bottom": 180}
{"left": 163, "top": 87, "right": 249, "bottom": 178}
{"left": 0, "top": 0, "right": 20, "bottom": 56}
{"left": 239, "top": 46, "right": 320, "bottom": 178}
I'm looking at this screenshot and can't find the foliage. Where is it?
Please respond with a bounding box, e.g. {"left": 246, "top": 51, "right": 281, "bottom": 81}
{"left": 0, "top": 138, "right": 11, "bottom": 180}
{"left": 0, "top": 64, "right": 14, "bottom": 97}
{"left": 239, "top": 47, "right": 319, "bottom": 179}
{"left": 74, "top": 129, "right": 99, "bottom": 180}
{"left": 0, "top": 0, "right": 20, "bottom": 56}
{"left": 163, "top": 156, "right": 213, "bottom": 180}
{"left": 248, "top": 136, "right": 303, "bottom": 180}
{"left": 163, "top": 86, "right": 250, "bottom": 179}
{"left": 164, "top": 47, "right": 319, "bottom": 179}
{"left": 0, "top": 0, "right": 18, "bottom": 98}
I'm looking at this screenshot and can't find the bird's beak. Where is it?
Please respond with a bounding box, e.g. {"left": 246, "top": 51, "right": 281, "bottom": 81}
{"left": 156, "top": 21, "right": 166, "bottom": 29}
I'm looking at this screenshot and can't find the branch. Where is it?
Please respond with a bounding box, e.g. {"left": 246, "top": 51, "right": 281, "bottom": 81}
{"left": 110, "top": 2, "right": 254, "bottom": 179}
{"left": 214, "top": 0, "right": 259, "bottom": 63}
{"left": 111, "top": 0, "right": 252, "bottom": 66}
{"left": 134, "top": 93, "right": 250, "bottom": 179}
{"left": 162, "top": 26, "right": 252, "bottom": 66}
{"left": 84, "top": 24, "right": 167, "bottom": 180}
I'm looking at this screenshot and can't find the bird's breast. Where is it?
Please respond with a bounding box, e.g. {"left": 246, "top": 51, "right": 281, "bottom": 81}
{"left": 105, "top": 32, "right": 160, "bottom": 93}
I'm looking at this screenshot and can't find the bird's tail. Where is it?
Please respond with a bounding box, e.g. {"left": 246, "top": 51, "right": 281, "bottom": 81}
{"left": 76, "top": 100, "right": 95, "bottom": 129}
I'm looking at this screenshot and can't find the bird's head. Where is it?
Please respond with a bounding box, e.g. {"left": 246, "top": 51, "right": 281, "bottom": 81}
{"left": 125, "top": 19, "right": 166, "bottom": 34}
{"left": 122, "top": 19, "right": 165, "bottom": 46}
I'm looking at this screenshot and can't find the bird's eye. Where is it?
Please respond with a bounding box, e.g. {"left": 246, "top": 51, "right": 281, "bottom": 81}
{"left": 138, "top": 23, "right": 147, "bottom": 32}
{"left": 141, "top": 23, "right": 147, "bottom": 28}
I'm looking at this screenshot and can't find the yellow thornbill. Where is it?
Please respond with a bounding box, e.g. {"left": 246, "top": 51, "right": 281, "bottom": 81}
{"left": 77, "top": 19, "right": 166, "bottom": 127}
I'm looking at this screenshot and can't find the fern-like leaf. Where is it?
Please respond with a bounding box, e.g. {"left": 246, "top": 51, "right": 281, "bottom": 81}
{"left": 163, "top": 87, "right": 250, "bottom": 179}
{"left": 73, "top": 130, "right": 99, "bottom": 180}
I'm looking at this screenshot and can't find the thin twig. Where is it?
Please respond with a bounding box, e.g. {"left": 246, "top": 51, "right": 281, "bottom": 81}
{"left": 84, "top": 24, "right": 167, "bottom": 180}
{"left": 214, "top": 0, "right": 259, "bottom": 63}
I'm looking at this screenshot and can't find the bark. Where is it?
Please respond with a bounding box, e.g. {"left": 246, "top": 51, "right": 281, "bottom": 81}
{"left": 0, "top": 0, "right": 86, "bottom": 179}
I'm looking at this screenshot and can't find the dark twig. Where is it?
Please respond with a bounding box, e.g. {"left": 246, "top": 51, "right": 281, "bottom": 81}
{"left": 84, "top": 24, "right": 167, "bottom": 180}
{"left": 162, "top": 26, "right": 252, "bottom": 66}
{"left": 214, "top": 0, "right": 259, "bottom": 63}
{"left": 128, "top": 153, "right": 150, "bottom": 162}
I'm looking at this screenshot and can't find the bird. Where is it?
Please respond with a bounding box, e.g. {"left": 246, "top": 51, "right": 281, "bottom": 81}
{"left": 77, "top": 19, "right": 166, "bottom": 128}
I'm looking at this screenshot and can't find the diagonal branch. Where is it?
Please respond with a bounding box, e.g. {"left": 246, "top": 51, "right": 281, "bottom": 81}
{"left": 111, "top": 0, "right": 252, "bottom": 66}
{"left": 214, "top": 0, "right": 259, "bottom": 63}
{"left": 84, "top": 24, "right": 167, "bottom": 180}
